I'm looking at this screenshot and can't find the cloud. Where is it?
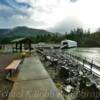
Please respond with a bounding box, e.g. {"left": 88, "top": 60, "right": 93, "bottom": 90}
{"left": 6, "top": 0, "right": 31, "bottom": 9}
{"left": 0, "top": 0, "right": 61, "bottom": 28}
{"left": 0, "top": 0, "right": 32, "bottom": 17}
{"left": 0, "top": 0, "right": 100, "bottom": 33}
{"left": 70, "top": 0, "right": 78, "bottom": 3}
{"left": 48, "top": 17, "right": 83, "bottom": 33}
{"left": 0, "top": 4, "right": 10, "bottom": 11}
{"left": 0, "top": 0, "right": 73, "bottom": 29}
{"left": 0, "top": 0, "right": 34, "bottom": 28}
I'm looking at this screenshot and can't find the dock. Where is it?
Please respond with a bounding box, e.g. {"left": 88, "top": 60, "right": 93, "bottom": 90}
{"left": 8, "top": 53, "right": 64, "bottom": 100}
{"left": 37, "top": 48, "right": 100, "bottom": 100}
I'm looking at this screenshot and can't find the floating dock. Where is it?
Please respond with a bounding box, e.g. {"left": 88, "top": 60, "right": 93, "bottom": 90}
{"left": 8, "top": 53, "right": 64, "bottom": 100}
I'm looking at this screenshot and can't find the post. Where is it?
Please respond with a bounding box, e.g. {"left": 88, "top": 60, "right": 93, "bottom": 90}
{"left": 90, "top": 59, "right": 93, "bottom": 74}
{"left": 9, "top": 70, "right": 12, "bottom": 77}
{"left": 20, "top": 42, "right": 22, "bottom": 52}
{"left": 29, "top": 42, "right": 31, "bottom": 52}
{"left": 16, "top": 43, "right": 18, "bottom": 52}
{"left": 12, "top": 44, "right": 14, "bottom": 53}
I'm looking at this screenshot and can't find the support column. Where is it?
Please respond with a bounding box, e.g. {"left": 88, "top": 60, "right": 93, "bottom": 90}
{"left": 20, "top": 42, "right": 22, "bottom": 52}
{"left": 29, "top": 43, "right": 31, "bottom": 52}
{"left": 16, "top": 43, "right": 18, "bottom": 52}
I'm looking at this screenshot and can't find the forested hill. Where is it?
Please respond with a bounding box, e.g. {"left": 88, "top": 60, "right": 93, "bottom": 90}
{"left": 0, "top": 27, "right": 100, "bottom": 47}
{"left": 0, "top": 26, "right": 54, "bottom": 43}
{"left": 0, "top": 26, "right": 52, "bottom": 37}
{"left": 0, "top": 29, "right": 10, "bottom": 36}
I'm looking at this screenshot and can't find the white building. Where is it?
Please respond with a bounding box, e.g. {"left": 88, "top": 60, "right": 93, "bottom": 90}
{"left": 61, "top": 39, "right": 77, "bottom": 49}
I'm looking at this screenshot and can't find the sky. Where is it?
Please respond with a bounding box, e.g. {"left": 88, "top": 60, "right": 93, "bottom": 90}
{"left": 0, "top": 0, "right": 100, "bottom": 33}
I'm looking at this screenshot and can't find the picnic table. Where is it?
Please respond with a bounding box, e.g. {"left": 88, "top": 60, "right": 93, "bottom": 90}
{"left": 5, "top": 60, "right": 21, "bottom": 77}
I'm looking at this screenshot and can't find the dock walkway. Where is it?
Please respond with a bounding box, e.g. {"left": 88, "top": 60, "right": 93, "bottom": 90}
{"left": 8, "top": 53, "right": 64, "bottom": 100}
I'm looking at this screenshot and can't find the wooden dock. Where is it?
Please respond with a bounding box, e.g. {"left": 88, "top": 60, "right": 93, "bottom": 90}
{"left": 8, "top": 53, "right": 64, "bottom": 100}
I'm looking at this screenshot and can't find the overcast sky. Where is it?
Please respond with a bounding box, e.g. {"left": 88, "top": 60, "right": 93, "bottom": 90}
{"left": 0, "top": 0, "right": 100, "bottom": 33}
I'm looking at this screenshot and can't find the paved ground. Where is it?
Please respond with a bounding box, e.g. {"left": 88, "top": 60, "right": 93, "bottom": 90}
{"left": 8, "top": 54, "right": 64, "bottom": 100}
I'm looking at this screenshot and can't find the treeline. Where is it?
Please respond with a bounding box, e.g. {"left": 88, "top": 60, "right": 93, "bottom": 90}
{"left": 1, "top": 28, "right": 100, "bottom": 47}
{"left": 64, "top": 28, "right": 100, "bottom": 47}
{"left": 0, "top": 34, "right": 63, "bottom": 44}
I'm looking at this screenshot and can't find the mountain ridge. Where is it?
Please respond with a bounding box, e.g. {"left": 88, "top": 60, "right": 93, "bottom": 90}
{"left": 0, "top": 26, "right": 53, "bottom": 38}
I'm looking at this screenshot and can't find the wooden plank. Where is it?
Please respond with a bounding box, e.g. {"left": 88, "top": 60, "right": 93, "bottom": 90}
{"left": 5, "top": 60, "right": 21, "bottom": 70}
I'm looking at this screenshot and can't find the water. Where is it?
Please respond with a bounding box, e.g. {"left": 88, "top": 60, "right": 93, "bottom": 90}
{"left": 66, "top": 48, "right": 100, "bottom": 66}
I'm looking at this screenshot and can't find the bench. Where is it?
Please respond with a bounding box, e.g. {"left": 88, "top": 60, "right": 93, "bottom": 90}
{"left": 5, "top": 60, "right": 22, "bottom": 77}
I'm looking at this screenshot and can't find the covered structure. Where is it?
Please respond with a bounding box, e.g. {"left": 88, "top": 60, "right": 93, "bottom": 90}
{"left": 61, "top": 39, "right": 77, "bottom": 49}
{"left": 11, "top": 37, "right": 33, "bottom": 52}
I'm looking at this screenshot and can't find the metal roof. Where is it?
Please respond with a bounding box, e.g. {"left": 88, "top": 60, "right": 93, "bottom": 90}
{"left": 11, "top": 37, "right": 31, "bottom": 43}
{"left": 61, "top": 39, "right": 77, "bottom": 43}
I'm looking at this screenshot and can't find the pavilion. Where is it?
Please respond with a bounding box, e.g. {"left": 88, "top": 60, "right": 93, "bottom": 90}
{"left": 11, "top": 37, "right": 33, "bottom": 52}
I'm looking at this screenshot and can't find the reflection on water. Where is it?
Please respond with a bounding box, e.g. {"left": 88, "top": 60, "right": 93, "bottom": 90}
{"left": 66, "top": 48, "right": 100, "bottom": 64}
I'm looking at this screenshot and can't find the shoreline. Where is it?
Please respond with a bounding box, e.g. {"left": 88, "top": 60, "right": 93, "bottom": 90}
{"left": 37, "top": 48, "right": 100, "bottom": 100}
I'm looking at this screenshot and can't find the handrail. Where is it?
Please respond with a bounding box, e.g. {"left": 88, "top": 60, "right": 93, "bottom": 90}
{"left": 65, "top": 52, "right": 100, "bottom": 70}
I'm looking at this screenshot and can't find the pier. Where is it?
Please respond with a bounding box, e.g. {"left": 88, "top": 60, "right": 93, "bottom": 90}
{"left": 0, "top": 45, "right": 100, "bottom": 100}
{"left": 8, "top": 52, "right": 64, "bottom": 100}
{"left": 37, "top": 48, "right": 100, "bottom": 100}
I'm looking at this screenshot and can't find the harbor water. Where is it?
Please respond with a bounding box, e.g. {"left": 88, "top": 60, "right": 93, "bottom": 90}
{"left": 66, "top": 48, "right": 100, "bottom": 66}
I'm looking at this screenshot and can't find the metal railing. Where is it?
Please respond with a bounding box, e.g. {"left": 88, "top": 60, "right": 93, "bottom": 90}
{"left": 65, "top": 51, "right": 100, "bottom": 70}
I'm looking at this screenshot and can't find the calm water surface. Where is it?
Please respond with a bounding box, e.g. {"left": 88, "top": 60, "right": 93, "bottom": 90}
{"left": 66, "top": 48, "right": 100, "bottom": 65}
